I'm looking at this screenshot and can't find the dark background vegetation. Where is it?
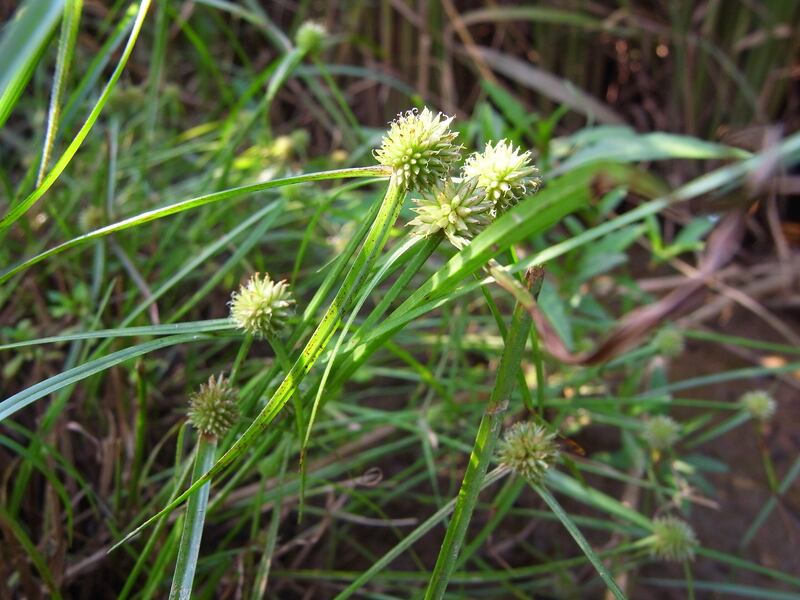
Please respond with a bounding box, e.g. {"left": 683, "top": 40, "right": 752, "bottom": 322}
{"left": 1, "top": 1, "right": 799, "bottom": 598}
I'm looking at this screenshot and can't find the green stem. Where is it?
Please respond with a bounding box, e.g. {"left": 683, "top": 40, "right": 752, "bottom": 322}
{"left": 114, "top": 176, "right": 406, "bottom": 549}
{"left": 169, "top": 435, "right": 217, "bottom": 600}
{"left": 425, "top": 276, "right": 534, "bottom": 600}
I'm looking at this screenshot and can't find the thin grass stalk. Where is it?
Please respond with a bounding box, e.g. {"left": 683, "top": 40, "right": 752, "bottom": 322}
{"left": 425, "top": 270, "right": 536, "bottom": 599}
{"left": 168, "top": 436, "right": 217, "bottom": 599}
{"left": 334, "top": 468, "right": 509, "bottom": 600}
{"left": 250, "top": 443, "right": 290, "bottom": 599}
{"left": 36, "top": 0, "right": 83, "bottom": 186}
{"left": 531, "top": 483, "right": 627, "bottom": 600}
{"left": 118, "top": 424, "right": 193, "bottom": 600}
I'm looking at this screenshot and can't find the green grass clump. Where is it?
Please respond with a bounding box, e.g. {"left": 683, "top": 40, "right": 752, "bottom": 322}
{"left": 1, "top": 3, "right": 799, "bottom": 599}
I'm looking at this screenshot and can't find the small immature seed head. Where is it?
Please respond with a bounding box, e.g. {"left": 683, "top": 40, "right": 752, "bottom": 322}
{"left": 188, "top": 374, "right": 239, "bottom": 438}
{"left": 653, "top": 326, "right": 685, "bottom": 357}
{"left": 374, "top": 108, "right": 461, "bottom": 193}
{"left": 295, "top": 21, "right": 327, "bottom": 54}
{"left": 641, "top": 415, "right": 680, "bottom": 451}
{"left": 740, "top": 390, "right": 777, "bottom": 422}
{"left": 463, "top": 139, "right": 540, "bottom": 215}
{"left": 408, "top": 177, "right": 493, "bottom": 249}
{"left": 229, "top": 273, "right": 294, "bottom": 338}
{"left": 498, "top": 422, "right": 560, "bottom": 484}
{"left": 648, "top": 516, "right": 698, "bottom": 562}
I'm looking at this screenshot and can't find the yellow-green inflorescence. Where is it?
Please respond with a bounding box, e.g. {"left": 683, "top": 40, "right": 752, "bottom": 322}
{"left": 295, "top": 21, "right": 327, "bottom": 55}
{"left": 374, "top": 108, "right": 462, "bottom": 193}
{"left": 647, "top": 515, "right": 698, "bottom": 562}
{"left": 188, "top": 374, "right": 239, "bottom": 439}
{"left": 641, "top": 415, "right": 680, "bottom": 452}
{"left": 408, "top": 177, "right": 493, "bottom": 249}
{"left": 229, "top": 273, "right": 295, "bottom": 338}
{"left": 463, "top": 139, "right": 540, "bottom": 216}
{"left": 740, "top": 390, "right": 777, "bottom": 422}
{"left": 653, "top": 326, "right": 685, "bottom": 357}
{"left": 498, "top": 422, "right": 560, "bottom": 484}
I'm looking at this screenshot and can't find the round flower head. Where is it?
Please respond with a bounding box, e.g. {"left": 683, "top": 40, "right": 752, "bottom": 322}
{"left": 641, "top": 415, "right": 680, "bottom": 451}
{"left": 408, "top": 177, "right": 493, "bottom": 249}
{"left": 498, "top": 422, "right": 560, "bottom": 484}
{"left": 653, "top": 327, "right": 685, "bottom": 358}
{"left": 188, "top": 374, "right": 239, "bottom": 438}
{"left": 230, "top": 273, "right": 294, "bottom": 338}
{"left": 374, "top": 108, "right": 461, "bottom": 193}
{"left": 295, "top": 21, "right": 327, "bottom": 54}
{"left": 740, "top": 390, "right": 776, "bottom": 422}
{"left": 648, "top": 516, "right": 698, "bottom": 562}
{"left": 463, "top": 139, "right": 540, "bottom": 215}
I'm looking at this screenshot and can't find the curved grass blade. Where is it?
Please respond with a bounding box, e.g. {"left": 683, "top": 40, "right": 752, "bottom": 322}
{"left": 0, "top": 319, "right": 233, "bottom": 351}
{"left": 0, "top": 0, "right": 153, "bottom": 235}
{"left": 0, "top": 166, "right": 390, "bottom": 284}
{"left": 0, "top": 333, "right": 214, "bottom": 422}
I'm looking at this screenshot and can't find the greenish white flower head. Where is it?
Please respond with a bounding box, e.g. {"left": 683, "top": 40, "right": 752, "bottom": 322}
{"left": 374, "top": 108, "right": 461, "bottom": 193}
{"left": 463, "top": 139, "right": 540, "bottom": 215}
{"left": 408, "top": 177, "right": 493, "bottom": 249}
{"left": 229, "top": 273, "right": 294, "bottom": 338}
{"left": 653, "top": 327, "right": 685, "bottom": 357}
{"left": 498, "top": 422, "right": 559, "bottom": 484}
{"left": 641, "top": 415, "right": 680, "bottom": 451}
{"left": 188, "top": 374, "right": 239, "bottom": 438}
{"left": 295, "top": 21, "right": 327, "bottom": 54}
{"left": 740, "top": 390, "right": 776, "bottom": 422}
{"left": 648, "top": 516, "right": 698, "bottom": 562}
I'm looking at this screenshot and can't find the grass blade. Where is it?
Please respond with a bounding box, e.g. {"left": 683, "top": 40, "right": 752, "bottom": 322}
{"left": 532, "top": 483, "right": 627, "bottom": 600}
{"left": 169, "top": 437, "right": 217, "bottom": 600}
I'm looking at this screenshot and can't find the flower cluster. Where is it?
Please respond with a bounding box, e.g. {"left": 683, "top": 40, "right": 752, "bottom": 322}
{"left": 375, "top": 108, "right": 541, "bottom": 249}
{"left": 407, "top": 177, "right": 493, "bottom": 249}
{"left": 641, "top": 415, "right": 680, "bottom": 452}
{"left": 229, "top": 273, "right": 294, "bottom": 338}
{"left": 295, "top": 21, "right": 327, "bottom": 55}
{"left": 498, "top": 421, "right": 560, "bottom": 484}
{"left": 188, "top": 374, "right": 239, "bottom": 438}
{"left": 463, "top": 139, "right": 540, "bottom": 215}
{"left": 653, "top": 327, "right": 685, "bottom": 358}
{"left": 647, "top": 516, "right": 698, "bottom": 562}
{"left": 740, "top": 390, "right": 776, "bottom": 422}
{"left": 375, "top": 108, "right": 462, "bottom": 193}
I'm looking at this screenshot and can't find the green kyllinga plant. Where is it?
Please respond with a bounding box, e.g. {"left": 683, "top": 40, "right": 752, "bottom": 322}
{"left": 115, "top": 107, "right": 463, "bottom": 547}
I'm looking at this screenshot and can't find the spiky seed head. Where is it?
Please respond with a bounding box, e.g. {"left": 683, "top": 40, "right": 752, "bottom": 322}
{"left": 374, "top": 108, "right": 461, "bottom": 193}
{"left": 188, "top": 374, "right": 239, "bottom": 438}
{"left": 653, "top": 327, "right": 685, "bottom": 357}
{"left": 229, "top": 273, "right": 294, "bottom": 338}
{"left": 295, "top": 21, "right": 327, "bottom": 54}
{"left": 740, "top": 390, "right": 776, "bottom": 422}
{"left": 407, "top": 177, "right": 493, "bottom": 249}
{"left": 498, "top": 422, "right": 560, "bottom": 484}
{"left": 641, "top": 415, "right": 680, "bottom": 451}
{"left": 463, "top": 139, "right": 540, "bottom": 215}
{"left": 648, "top": 516, "right": 698, "bottom": 562}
